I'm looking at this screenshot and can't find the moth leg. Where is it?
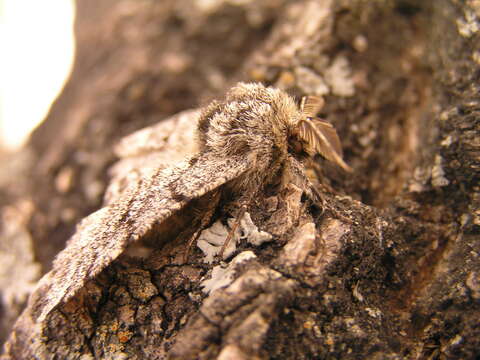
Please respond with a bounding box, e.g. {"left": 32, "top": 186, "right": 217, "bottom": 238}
{"left": 218, "top": 202, "right": 248, "bottom": 259}
{"left": 285, "top": 155, "right": 326, "bottom": 210}
{"left": 183, "top": 190, "right": 221, "bottom": 262}
{"left": 308, "top": 183, "right": 326, "bottom": 210}
{"left": 183, "top": 228, "right": 206, "bottom": 263}
{"left": 183, "top": 207, "right": 216, "bottom": 263}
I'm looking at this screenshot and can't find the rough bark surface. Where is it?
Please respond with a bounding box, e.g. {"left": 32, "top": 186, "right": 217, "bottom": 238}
{"left": 0, "top": 0, "right": 479, "bottom": 359}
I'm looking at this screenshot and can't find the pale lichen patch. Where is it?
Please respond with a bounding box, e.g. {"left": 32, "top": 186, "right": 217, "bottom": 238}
{"left": 200, "top": 251, "right": 257, "bottom": 294}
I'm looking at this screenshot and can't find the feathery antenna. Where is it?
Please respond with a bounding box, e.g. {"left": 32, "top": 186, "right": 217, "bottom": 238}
{"left": 298, "top": 96, "right": 352, "bottom": 172}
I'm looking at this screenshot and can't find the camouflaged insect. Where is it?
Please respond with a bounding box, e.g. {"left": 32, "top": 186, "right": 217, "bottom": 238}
{"left": 26, "top": 82, "right": 351, "bottom": 321}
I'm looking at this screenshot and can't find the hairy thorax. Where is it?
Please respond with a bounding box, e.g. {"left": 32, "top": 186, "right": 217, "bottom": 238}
{"left": 197, "top": 84, "right": 301, "bottom": 177}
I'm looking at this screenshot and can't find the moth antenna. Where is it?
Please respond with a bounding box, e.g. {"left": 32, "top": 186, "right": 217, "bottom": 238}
{"left": 300, "top": 96, "right": 325, "bottom": 118}
{"left": 298, "top": 117, "right": 352, "bottom": 172}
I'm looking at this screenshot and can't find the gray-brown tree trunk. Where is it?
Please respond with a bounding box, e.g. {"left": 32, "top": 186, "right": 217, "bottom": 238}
{"left": 0, "top": 0, "right": 478, "bottom": 359}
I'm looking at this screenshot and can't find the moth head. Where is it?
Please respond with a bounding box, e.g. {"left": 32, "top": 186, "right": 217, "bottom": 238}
{"left": 288, "top": 95, "right": 352, "bottom": 172}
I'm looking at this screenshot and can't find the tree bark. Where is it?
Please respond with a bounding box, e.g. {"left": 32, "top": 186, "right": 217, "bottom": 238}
{"left": 1, "top": 0, "right": 479, "bottom": 359}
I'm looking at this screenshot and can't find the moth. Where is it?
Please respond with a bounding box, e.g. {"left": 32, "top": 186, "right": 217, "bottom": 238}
{"left": 26, "top": 82, "right": 351, "bottom": 322}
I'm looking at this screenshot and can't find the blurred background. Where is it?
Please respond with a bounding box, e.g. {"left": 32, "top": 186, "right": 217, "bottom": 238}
{"left": 0, "top": 0, "right": 75, "bottom": 151}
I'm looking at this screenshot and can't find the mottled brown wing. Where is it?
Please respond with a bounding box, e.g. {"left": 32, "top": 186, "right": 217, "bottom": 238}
{"left": 30, "top": 152, "right": 253, "bottom": 321}
{"left": 298, "top": 118, "right": 352, "bottom": 172}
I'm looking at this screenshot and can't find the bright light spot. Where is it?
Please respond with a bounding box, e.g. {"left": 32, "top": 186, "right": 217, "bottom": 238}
{"left": 0, "top": 0, "right": 75, "bottom": 150}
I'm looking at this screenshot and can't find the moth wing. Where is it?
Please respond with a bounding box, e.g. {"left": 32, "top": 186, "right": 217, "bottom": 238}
{"left": 31, "top": 152, "right": 253, "bottom": 321}
{"left": 298, "top": 118, "right": 352, "bottom": 172}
